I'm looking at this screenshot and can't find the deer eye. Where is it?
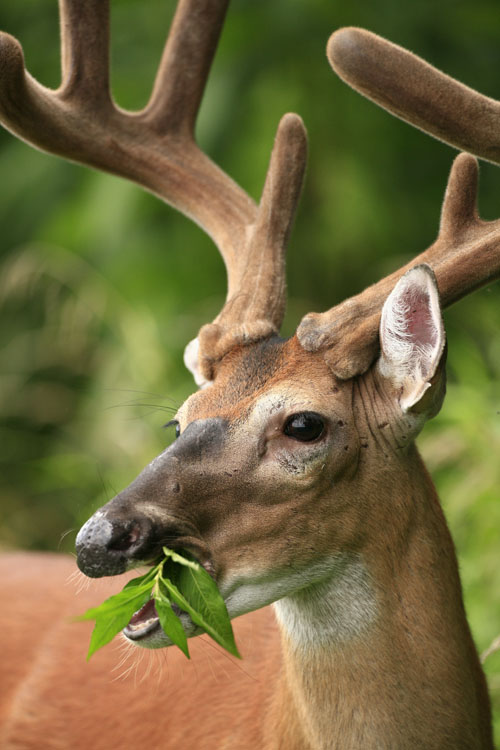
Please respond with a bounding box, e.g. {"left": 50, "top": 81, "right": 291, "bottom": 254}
{"left": 283, "top": 412, "right": 325, "bottom": 442}
{"left": 164, "top": 419, "right": 181, "bottom": 439}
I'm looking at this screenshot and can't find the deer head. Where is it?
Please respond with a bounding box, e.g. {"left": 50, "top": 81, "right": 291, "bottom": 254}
{"left": 1, "top": 1, "right": 498, "bottom": 654}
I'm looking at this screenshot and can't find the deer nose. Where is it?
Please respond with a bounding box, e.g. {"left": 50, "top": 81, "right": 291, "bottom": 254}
{"left": 75, "top": 511, "right": 156, "bottom": 578}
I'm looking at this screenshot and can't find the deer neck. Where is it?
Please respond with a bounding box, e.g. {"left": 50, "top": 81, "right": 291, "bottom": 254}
{"left": 270, "top": 449, "right": 491, "bottom": 750}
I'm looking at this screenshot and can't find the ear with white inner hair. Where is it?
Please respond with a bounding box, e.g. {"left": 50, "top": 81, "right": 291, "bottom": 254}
{"left": 378, "top": 264, "right": 446, "bottom": 413}
{"left": 183, "top": 338, "right": 212, "bottom": 389}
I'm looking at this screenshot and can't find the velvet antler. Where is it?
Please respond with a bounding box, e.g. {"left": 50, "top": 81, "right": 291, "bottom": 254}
{"left": 297, "top": 29, "right": 500, "bottom": 379}
{"left": 0, "top": 0, "right": 307, "bottom": 383}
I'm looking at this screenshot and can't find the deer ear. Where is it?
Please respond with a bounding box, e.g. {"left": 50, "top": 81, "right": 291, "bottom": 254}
{"left": 378, "top": 264, "right": 446, "bottom": 414}
{"left": 183, "top": 338, "right": 211, "bottom": 389}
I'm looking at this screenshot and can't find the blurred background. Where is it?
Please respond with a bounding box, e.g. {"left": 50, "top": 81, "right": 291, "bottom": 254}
{"left": 0, "top": 0, "right": 499, "bottom": 737}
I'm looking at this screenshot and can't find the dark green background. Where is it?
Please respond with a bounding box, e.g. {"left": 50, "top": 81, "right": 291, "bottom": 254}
{"left": 0, "top": 0, "right": 499, "bottom": 737}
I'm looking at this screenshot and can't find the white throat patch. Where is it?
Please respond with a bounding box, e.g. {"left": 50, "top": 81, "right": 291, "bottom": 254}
{"left": 273, "top": 554, "right": 377, "bottom": 649}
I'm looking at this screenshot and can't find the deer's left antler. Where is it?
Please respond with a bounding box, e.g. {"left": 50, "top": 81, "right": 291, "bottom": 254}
{"left": 298, "top": 29, "right": 500, "bottom": 379}
{"left": 0, "top": 0, "right": 307, "bottom": 382}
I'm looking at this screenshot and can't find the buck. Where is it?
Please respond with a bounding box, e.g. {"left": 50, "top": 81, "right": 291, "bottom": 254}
{"left": 0, "top": 2, "right": 498, "bottom": 748}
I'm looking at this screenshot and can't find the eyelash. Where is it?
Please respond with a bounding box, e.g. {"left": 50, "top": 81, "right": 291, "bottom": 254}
{"left": 164, "top": 419, "right": 181, "bottom": 438}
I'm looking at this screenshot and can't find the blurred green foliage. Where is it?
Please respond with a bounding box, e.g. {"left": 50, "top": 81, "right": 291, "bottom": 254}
{"left": 0, "top": 0, "right": 499, "bottom": 739}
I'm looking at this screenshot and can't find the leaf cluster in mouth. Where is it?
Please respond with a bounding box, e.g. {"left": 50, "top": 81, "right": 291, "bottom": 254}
{"left": 76, "top": 547, "right": 240, "bottom": 660}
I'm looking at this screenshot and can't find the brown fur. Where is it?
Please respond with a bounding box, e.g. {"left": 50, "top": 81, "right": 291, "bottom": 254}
{"left": 0, "top": 554, "right": 280, "bottom": 750}
{"left": 0, "top": 3, "right": 497, "bottom": 747}
{"left": 0, "top": 337, "right": 493, "bottom": 748}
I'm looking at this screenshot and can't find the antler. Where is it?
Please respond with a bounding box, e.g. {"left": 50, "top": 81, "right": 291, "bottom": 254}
{"left": 0, "top": 0, "right": 307, "bottom": 382}
{"left": 297, "top": 29, "right": 500, "bottom": 379}
{"left": 327, "top": 28, "right": 500, "bottom": 165}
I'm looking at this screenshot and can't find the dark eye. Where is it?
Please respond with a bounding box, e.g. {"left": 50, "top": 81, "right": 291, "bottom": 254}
{"left": 283, "top": 412, "right": 325, "bottom": 442}
{"left": 164, "top": 419, "right": 181, "bottom": 439}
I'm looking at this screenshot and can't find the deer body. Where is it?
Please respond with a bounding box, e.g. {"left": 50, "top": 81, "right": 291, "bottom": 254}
{"left": 0, "top": 554, "right": 280, "bottom": 750}
{"left": 272, "top": 444, "right": 491, "bottom": 749}
{"left": 0, "top": 450, "right": 492, "bottom": 749}
{"left": 0, "top": 339, "right": 493, "bottom": 749}
{"left": 0, "top": 0, "right": 498, "bottom": 747}
{"left": 273, "top": 461, "right": 491, "bottom": 750}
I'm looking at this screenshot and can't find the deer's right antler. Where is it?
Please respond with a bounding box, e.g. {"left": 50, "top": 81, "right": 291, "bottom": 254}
{"left": 297, "top": 29, "right": 500, "bottom": 380}
{"left": 298, "top": 152, "right": 500, "bottom": 377}
{"left": 0, "top": 0, "right": 307, "bottom": 382}
{"left": 328, "top": 28, "right": 500, "bottom": 165}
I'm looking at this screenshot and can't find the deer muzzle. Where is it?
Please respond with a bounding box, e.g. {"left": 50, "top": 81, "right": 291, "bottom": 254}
{"left": 75, "top": 509, "right": 204, "bottom": 578}
{"left": 75, "top": 418, "right": 230, "bottom": 577}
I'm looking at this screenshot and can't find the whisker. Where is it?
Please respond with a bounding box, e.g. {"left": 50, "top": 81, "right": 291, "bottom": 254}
{"left": 155, "top": 649, "right": 170, "bottom": 688}
{"left": 199, "top": 637, "right": 231, "bottom": 682}
{"left": 105, "top": 402, "right": 178, "bottom": 414}
{"left": 112, "top": 657, "right": 139, "bottom": 683}
{"left": 200, "top": 636, "right": 257, "bottom": 683}
{"left": 65, "top": 567, "right": 92, "bottom": 594}
{"left": 112, "top": 640, "right": 136, "bottom": 675}
{"left": 58, "top": 528, "right": 77, "bottom": 549}
{"left": 104, "top": 388, "right": 181, "bottom": 407}
{"left": 124, "top": 408, "right": 177, "bottom": 421}
{"left": 111, "top": 639, "right": 146, "bottom": 684}
{"left": 96, "top": 467, "right": 115, "bottom": 502}
{"left": 201, "top": 636, "right": 219, "bottom": 684}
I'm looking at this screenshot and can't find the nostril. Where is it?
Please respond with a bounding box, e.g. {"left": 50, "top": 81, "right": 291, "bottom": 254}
{"left": 76, "top": 513, "right": 154, "bottom": 577}
{"left": 107, "top": 523, "right": 142, "bottom": 552}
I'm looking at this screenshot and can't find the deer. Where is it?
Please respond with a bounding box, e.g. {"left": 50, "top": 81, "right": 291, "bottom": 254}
{"left": 0, "top": 2, "right": 499, "bottom": 748}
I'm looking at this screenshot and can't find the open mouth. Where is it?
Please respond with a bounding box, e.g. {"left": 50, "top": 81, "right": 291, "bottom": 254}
{"left": 123, "top": 599, "right": 161, "bottom": 640}
{"left": 122, "top": 548, "right": 216, "bottom": 643}
{"left": 123, "top": 597, "right": 189, "bottom": 642}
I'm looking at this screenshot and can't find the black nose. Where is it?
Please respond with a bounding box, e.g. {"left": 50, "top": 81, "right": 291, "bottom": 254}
{"left": 75, "top": 511, "right": 155, "bottom": 578}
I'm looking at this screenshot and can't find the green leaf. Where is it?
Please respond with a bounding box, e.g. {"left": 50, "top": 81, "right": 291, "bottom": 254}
{"left": 162, "top": 547, "right": 200, "bottom": 571}
{"left": 155, "top": 589, "right": 190, "bottom": 658}
{"left": 161, "top": 561, "right": 240, "bottom": 658}
{"left": 122, "top": 565, "right": 159, "bottom": 589}
{"left": 75, "top": 547, "right": 239, "bottom": 661}
{"left": 75, "top": 581, "right": 153, "bottom": 622}
{"left": 85, "top": 587, "right": 152, "bottom": 660}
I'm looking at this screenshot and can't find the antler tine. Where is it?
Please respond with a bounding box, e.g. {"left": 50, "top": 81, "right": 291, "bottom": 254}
{"left": 327, "top": 28, "right": 500, "bottom": 165}
{"left": 144, "top": 0, "right": 229, "bottom": 136}
{"left": 296, "top": 28, "right": 500, "bottom": 380}
{"left": 297, "top": 153, "right": 500, "bottom": 379}
{"left": 197, "top": 113, "right": 308, "bottom": 381}
{"left": 0, "top": 0, "right": 114, "bottom": 166}
{"left": 435, "top": 154, "right": 500, "bottom": 300}
{"left": 0, "top": 1, "right": 308, "bottom": 383}
{"left": 59, "top": 0, "right": 111, "bottom": 107}
{"left": 235, "top": 112, "right": 308, "bottom": 326}
{"left": 0, "top": 0, "right": 254, "bottom": 248}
